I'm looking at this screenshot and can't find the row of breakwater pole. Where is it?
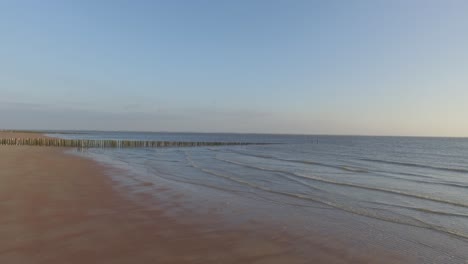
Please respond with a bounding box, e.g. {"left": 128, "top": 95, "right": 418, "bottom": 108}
{"left": 0, "top": 138, "right": 255, "bottom": 148}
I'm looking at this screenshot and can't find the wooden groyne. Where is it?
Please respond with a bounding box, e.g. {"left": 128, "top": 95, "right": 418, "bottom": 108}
{"left": 0, "top": 138, "right": 258, "bottom": 148}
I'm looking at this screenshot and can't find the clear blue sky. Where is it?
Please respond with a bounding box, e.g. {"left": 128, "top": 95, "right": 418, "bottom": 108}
{"left": 1, "top": 0, "right": 467, "bottom": 136}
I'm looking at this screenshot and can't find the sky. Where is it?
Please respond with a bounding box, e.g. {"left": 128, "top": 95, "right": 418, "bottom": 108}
{"left": 1, "top": 0, "right": 468, "bottom": 136}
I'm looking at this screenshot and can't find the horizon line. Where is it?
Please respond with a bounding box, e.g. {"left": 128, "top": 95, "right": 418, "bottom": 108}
{"left": 2, "top": 129, "right": 467, "bottom": 139}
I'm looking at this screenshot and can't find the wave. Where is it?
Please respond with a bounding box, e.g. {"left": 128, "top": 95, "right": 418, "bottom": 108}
{"left": 215, "top": 157, "right": 468, "bottom": 210}
{"left": 148, "top": 167, "right": 330, "bottom": 210}
{"left": 223, "top": 149, "right": 369, "bottom": 173}
{"left": 367, "top": 201, "right": 468, "bottom": 219}
{"left": 214, "top": 156, "right": 326, "bottom": 192}
{"left": 220, "top": 151, "right": 468, "bottom": 190}
{"left": 219, "top": 150, "right": 468, "bottom": 190}
{"left": 390, "top": 171, "right": 438, "bottom": 180}
{"left": 184, "top": 153, "right": 468, "bottom": 240}
{"left": 372, "top": 171, "right": 468, "bottom": 189}
{"left": 361, "top": 158, "right": 468, "bottom": 174}
{"left": 293, "top": 173, "right": 468, "bottom": 209}
{"left": 214, "top": 156, "right": 468, "bottom": 209}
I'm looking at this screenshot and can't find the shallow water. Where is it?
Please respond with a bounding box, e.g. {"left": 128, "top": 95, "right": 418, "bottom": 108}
{"left": 51, "top": 132, "right": 468, "bottom": 263}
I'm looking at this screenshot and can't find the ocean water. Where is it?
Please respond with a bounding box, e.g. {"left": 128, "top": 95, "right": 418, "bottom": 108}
{"left": 50, "top": 132, "right": 468, "bottom": 263}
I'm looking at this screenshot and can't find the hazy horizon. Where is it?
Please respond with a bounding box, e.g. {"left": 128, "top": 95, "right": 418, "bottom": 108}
{"left": 2, "top": 1, "right": 468, "bottom": 137}
{"left": 3, "top": 128, "right": 468, "bottom": 139}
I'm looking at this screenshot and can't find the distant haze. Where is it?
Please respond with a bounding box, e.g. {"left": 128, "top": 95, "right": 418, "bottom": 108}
{"left": 1, "top": 1, "right": 468, "bottom": 137}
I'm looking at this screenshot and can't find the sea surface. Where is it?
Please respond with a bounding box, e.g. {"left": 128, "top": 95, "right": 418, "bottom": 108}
{"left": 50, "top": 132, "right": 468, "bottom": 263}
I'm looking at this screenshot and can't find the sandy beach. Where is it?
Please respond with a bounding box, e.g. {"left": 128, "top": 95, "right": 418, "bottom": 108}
{"left": 0, "top": 132, "right": 407, "bottom": 264}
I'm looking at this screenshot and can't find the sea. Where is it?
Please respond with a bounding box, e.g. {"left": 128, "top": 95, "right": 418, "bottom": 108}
{"left": 48, "top": 132, "right": 468, "bottom": 263}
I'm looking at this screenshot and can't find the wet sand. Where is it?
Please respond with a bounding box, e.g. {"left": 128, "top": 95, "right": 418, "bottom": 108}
{"left": 0, "top": 132, "right": 405, "bottom": 263}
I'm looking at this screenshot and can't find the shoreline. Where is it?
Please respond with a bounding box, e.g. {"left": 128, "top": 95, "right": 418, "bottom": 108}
{"left": 0, "top": 132, "right": 408, "bottom": 263}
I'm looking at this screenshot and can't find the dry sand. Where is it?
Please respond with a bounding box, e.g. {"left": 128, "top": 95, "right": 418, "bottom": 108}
{"left": 0, "top": 132, "right": 406, "bottom": 264}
